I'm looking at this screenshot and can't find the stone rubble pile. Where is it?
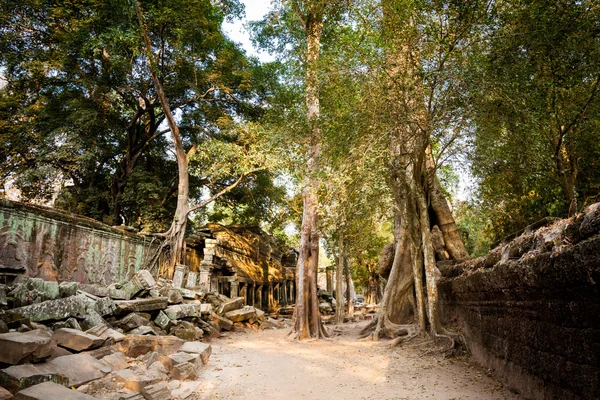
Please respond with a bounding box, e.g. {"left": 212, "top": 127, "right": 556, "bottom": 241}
{"left": 0, "top": 270, "right": 283, "bottom": 399}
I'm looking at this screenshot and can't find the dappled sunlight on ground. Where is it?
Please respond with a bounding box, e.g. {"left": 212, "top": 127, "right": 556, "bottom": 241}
{"left": 194, "top": 321, "right": 520, "bottom": 400}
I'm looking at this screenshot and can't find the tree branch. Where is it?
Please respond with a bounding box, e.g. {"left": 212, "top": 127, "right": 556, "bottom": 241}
{"left": 187, "top": 167, "right": 266, "bottom": 215}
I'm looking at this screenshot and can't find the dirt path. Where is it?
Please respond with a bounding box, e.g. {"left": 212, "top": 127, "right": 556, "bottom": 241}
{"left": 195, "top": 321, "right": 520, "bottom": 400}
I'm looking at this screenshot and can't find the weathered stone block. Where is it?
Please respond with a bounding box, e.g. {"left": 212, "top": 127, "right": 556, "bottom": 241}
{"left": 118, "top": 335, "right": 183, "bottom": 358}
{"left": 26, "top": 279, "right": 59, "bottom": 302}
{"left": 114, "top": 298, "right": 168, "bottom": 315}
{"left": 165, "top": 352, "right": 201, "bottom": 370}
{"left": 52, "top": 328, "right": 104, "bottom": 352}
{"left": 216, "top": 297, "right": 245, "bottom": 316}
{"left": 52, "top": 317, "right": 81, "bottom": 331}
{"left": 79, "top": 285, "right": 110, "bottom": 298}
{"left": 100, "top": 352, "right": 129, "bottom": 371}
{"left": 153, "top": 311, "right": 171, "bottom": 330}
{"left": 169, "top": 321, "right": 201, "bottom": 341}
{"left": 58, "top": 282, "right": 78, "bottom": 298}
{"left": 0, "top": 365, "right": 69, "bottom": 395}
{"left": 114, "top": 313, "right": 150, "bottom": 332}
{"left": 86, "top": 324, "right": 125, "bottom": 343}
{"left": 12, "top": 381, "right": 98, "bottom": 400}
{"left": 140, "top": 382, "right": 171, "bottom": 400}
{"left": 163, "top": 303, "right": 210, "bottom": 320}
{"left": 80, "top": 309, "right": 106, "bottom": 331}
{"left": 0, "top": 330, "right": 53, "bottom": 365}
{"left": 128, "top": 326, "right": 158, "bottom": 336}
{"left": 159, "top": 288, "right": 183, "bottom": 305}
{"left": 0, "top": 284, "right": 8, "bottom": 307}
{"left": 113, "top": 370, "right": 152, "bottom": 392}
{"left": 170, "top": 362, "right": 196, "bottom": 381}
{"left": 119, "top": 270, "right": 156, "bottom": 299}
{"left": 179, "top": 342, "right": 211, "bottom": 365}
{"left": 172, "top": 265, "right": 187, "bottom": 289}
{"left": 93, "top": 297, "right": 116, "bottom": 316}
{"left": 185, "top": 272, "right": 197, "bottom": 289}
{"left": 224, "top": 306, "right": 256, "bottom": 323}
{"left": 118, "top": 393, "right": 144, "bottom": 400}
{"left": 210, "top": 312, "right": 233, "bottom": 331}
{"left": 46, "top": 353, "right": 111, "bottom": 387}
{"left": 9, "top": 295, "right": 91, "bottom": 322}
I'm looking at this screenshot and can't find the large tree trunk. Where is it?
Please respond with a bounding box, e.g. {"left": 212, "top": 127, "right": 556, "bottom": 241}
{"left": 335, "top": 233, "right": 345, "bottom": 324}
{"left": 415, "top": 176, "right": 442, "bottom": 334}
{"left": 293, "top": 5, "right": 326, "bottom": 339}
{"left": 345, "top": 257, "right": 355, "bottom": 318}
{"left": 426, "top": 152, "right": 469, "bottom": 261}
{"left": 137, "top": 2, "right": 188, "bottom": 278}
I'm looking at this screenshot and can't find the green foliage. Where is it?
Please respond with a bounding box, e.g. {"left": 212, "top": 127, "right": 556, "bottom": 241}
{"left": 466, "top": 0, "right": 600, "bottom": 241}
{"left": 0, "top": 0, "right": 290, "bottom": 234}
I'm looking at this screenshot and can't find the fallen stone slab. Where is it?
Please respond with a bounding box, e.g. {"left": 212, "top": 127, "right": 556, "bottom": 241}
{"left": 216, "top": 297, "right": 245, "bottom": 316}
{"left": 0, "top": 364, "right": 69, "bottom": 395}
{"left": 93, "top": 297, "right": 116, "bottom": 317}
{"left": 100, "top": 352, "right": 129, "bottom": 371}
{"left": 113, "top": 366, "right": 166, "bottom": 393}
{"left": 178, "top": 288, "right": 201, "bottom": 300}
{"left": 159, "top": 288, "right": 183, "bottom": 305}
{"left": 128, "top": 326, "right": 158, "bottom": 336}
{"left": 170, "top": 362, "right": 196, "bottom": 381}
{"left": 26, "top": 279, "right": 60, "bottom": 302}
{"left": 163, "top": 303, "right": 211, "bottom": 320}
{"left": 13, "top": 381, "right": 98, "bottom": 400}
{"left": 164, "top": 352, "right": 202, "bottom": 371}
{"left": 170, "top": 381, "right": 200, "bottom": 399}
{"left": 114, "top": 298, "right": 168, "bottom": 315}
{"left": 140, "top": 382, "right": 171, "bottom": 400}
{"left": 52, "top": 328, "right": 104, "bottom": 352}
{"left": 46, "top": 345, "right": 72, "bottom": 361}
{"left": 169, "top": 321, "right": 202, "bottom": 341}
{"left": 210, "top": 312, "right": 233, "bottom": 331}
{"left": 118, "top": 335, "right": 184, "bottom": 358}
{"left": 115, "top": 313, "right": 151, "bottom": 331}
{"left": 48, "top": 353, "right": 110, "bottom": 386}
{"left": 119, "top": 270, "right": 156, "bottom": 299}
{"left": 118, "top": 393, "right": 144, "bottom": 400}
{"left": 255, "top": 308, "right": 266, "bottom": 321}
{"left": 80, "top": 310, "right": 107, "bottom": 332}
{"left": 179, "top": 342, "right": 211, "bottom": 365}
{"left": 113, "top": 370, "right": 151, "bottom": 392}
{"left": 0, "top": 330, "right": 53, "bottom": 365}
{"left": 9, "top": 295, "right": 91, "bottom": 323}
{"left": 78, "top": 285, "right": 109, "bottom": 298}
{"left": 52, "top": 317, "right": 82, "bottom": 331}
{"left": 86, "top": 324, "right": 125, "bottom": 343}
{"left": 224, "top": 306, "right": 256, "bottom": 323}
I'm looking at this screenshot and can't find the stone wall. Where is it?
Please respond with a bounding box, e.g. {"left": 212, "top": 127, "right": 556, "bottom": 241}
{"left": 0, "top": 200, "right": 159, "bottom": 285}
{"left": 439, "top": 203, "right": 600, "bottom": 399}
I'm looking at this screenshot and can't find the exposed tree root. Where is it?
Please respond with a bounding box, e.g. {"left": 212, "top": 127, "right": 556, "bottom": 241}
{"left": 358, "top": 317, "right": 378, "bottom": 339}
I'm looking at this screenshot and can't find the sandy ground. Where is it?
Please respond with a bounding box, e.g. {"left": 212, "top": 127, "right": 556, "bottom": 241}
{"left": 194, "top": 321, "right": 521, "bottom": 400}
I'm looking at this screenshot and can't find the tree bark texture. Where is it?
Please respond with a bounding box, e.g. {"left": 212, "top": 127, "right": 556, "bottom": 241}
{"left": 335, "top": 233, "right": 345, "bottom": 324}
{"left": 293, "top": 4, "right": 327, "bottom": 339}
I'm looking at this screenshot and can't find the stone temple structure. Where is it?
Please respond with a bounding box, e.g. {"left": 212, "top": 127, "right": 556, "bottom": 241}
{"left": 184, "top": 224, "right": 297, "bottom": 312}
{"left": 0, "top": 199, "right": 296, "bottom": 312}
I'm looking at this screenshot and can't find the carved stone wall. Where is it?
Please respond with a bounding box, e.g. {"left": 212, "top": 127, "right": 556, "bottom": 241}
{"left": 439, "top": 203, "right": 600, "bottom": 400}
{"left": 0, "top": 200, "right": 159, "bottom": 284}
